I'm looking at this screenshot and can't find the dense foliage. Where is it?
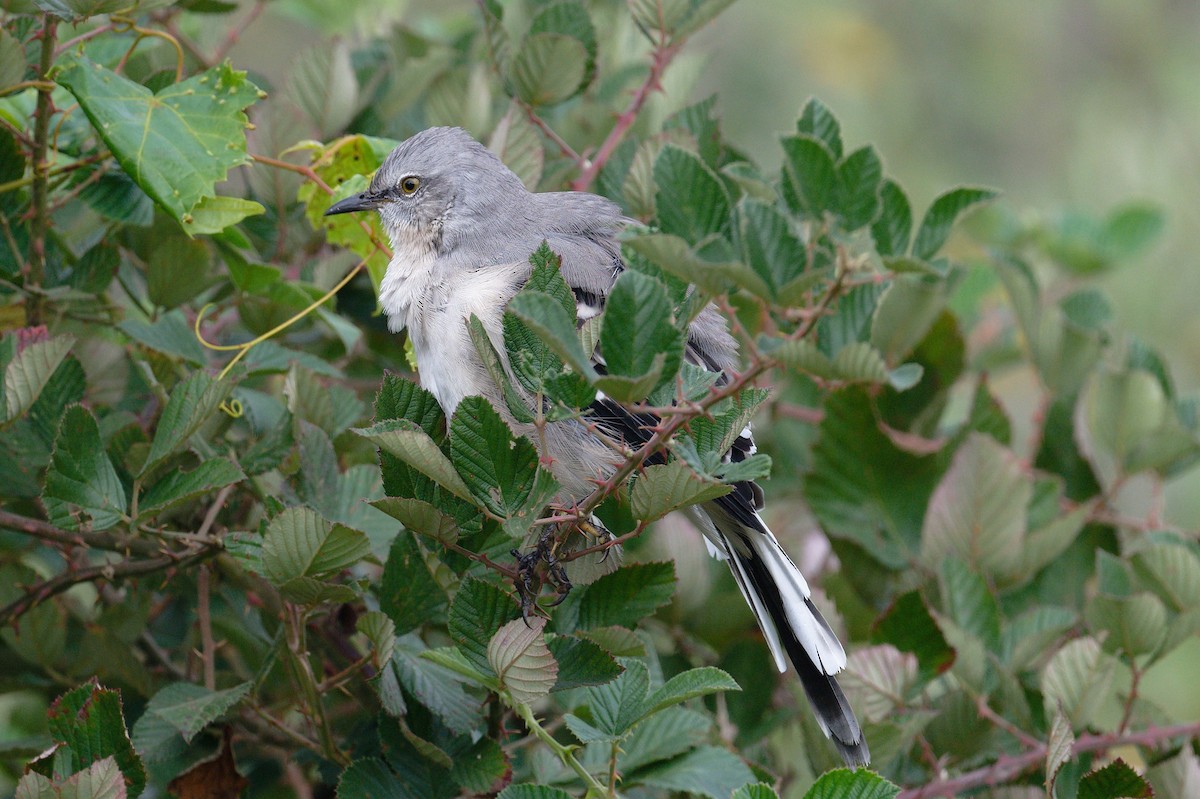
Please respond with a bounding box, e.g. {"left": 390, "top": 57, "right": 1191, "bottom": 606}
{"left": 1, "top": 1, "right": 1198, "bottom": 798}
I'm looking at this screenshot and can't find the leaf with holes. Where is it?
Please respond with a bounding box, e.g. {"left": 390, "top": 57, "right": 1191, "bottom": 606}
{"left": 56, "top": 56, "right": 261, "bottom": 231}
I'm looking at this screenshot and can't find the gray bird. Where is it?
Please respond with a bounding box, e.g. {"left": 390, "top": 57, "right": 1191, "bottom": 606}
{"left": 325, "top": 126, "right": 868, "bottom": 766}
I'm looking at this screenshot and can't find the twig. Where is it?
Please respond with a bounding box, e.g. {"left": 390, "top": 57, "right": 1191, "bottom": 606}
{"left": 0, "top": 509, "right": 160, "bottom": 557}
{"left": 519, "top": 101, "right": 582, "bottom": 164}
{"left": 0, "top": 545, "right": 218, "bottom": 627}
{"left": 212, "top": 0, "right": 267, "bottom": 63}
{"left": 514, "top": 700, "right": 608, "bottom": 797}
{"left": 27, "top": 13, "right": 58, "bottom": 326}
{"left": 975, "top": 695, "right": 1041, "bottom": 750}
{"left": 898, "top": 721, "right": 1200, "bottom": 799}
{"left": 197, "top": 565, "right": 217, "bottom": 690}
{"left": 571, "top": 40, "right": 680, "bottom": 192}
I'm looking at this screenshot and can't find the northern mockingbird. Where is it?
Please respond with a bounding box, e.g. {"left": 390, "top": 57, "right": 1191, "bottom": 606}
{"left": 325, "top": 126, "right": 868, "bottom": 765}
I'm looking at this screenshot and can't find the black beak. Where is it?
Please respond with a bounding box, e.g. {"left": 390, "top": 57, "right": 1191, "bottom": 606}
{"left": 324, "top": 193, "right": 383, "bottom": 216}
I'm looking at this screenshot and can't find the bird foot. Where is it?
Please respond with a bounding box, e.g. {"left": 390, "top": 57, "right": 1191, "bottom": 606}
{"left": 512, "top": 526, "right": 573, "bottom": 625}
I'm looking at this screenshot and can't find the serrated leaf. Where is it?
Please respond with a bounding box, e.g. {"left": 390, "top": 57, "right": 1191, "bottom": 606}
{"left": 830, "top": 341, "right": 889, "bottom": 383}
{"left": 547, "top": 636, "right": 623, "bottom": 691}
{"left": 337, "top": 758, "right": 405, "bottom": 799}
{"left": 574, "top": 658, "right": 651, "bottom": 740}
{"left": 1078, "top": 759, "right": 1154, "bottom": 799}
{"left": 4, "top": 335, "right": 74, "bottom": 422}
{"left": 633, "top": 746, "right": 756, "bottom": 799}
{"left": 835, "top": 145, "right": 883, "bottom": 229}
{"left": 47, "top": 682, "right": 146, "bottom": 799}
{"left": 911, "top": 187, "right": 997, "bottom": 260}
{"left": 139, "top": 371, "right": 232, "bottom": 477}
{"left": 355, "top": 419, "right": 473, "bottom": 501}
{"left": 358, "top": 612, "right": 397, "bottom": 672}
{"left": 801, "top": 768, "right": 900, "bottom": 799}
{"left": 620, "top": 706, "right": 711, "bottom": 773}
{"left": 507, "top": 290, "right": 597, "bottom": 379}
{"left": 1003, "top": 606, "right": 1077, "bottom": 671}
{"left": 624, "top": 232, "right": 767, "bottom": 298}
{"left": 797, "top": 98, "right": 843, "bottom": 159}
{"left": 449, "top": 736, "right": 510, "bottom": 794}
{"left": 766, "top": 337, "right": 835, "bottom": 379}
{"left": 1132, "top": 542, "right": 1200, "bottom": 612}
{"left": 392, "top": 635, "right": 485, "bottom": 734}
{"left": 449, "top": 396, "right": 559, "bottom": 530}
{"left": 654, "top": 145, "right": 731, "bottom": 244}
{"left": 448, "top": 578, "right": 521, "bottom": 675}
{"left": 43, "top": 405, "right": 127, "bottom": 531}
{"left": 631, "top": 461, "right": 731, "bottom": 521}
{"left": 508, "top": 32, "right": 587, "bottom": 106}
{"left": 871, "top": 591, "right": 955, "bottom": 680}
{"left": 870, "top": 274, "right": 950, "bottom": 363}
{"left": 921, "top": 433, "right": 1030, "bottom": 579}
{"left": 137, "top": 458, "right": 243, "bottom": 518}
{"left": 56, "top": 56, "right": 260, "bottom": 230}
{"left": 574, "top": 562, "right": 676, "bottom": 631}
{"left": 488, "top": 617, "right": 558, "bottom": 704}
{"left": 738, "top": 198, "right": 807, "bottom": 297}
{"left": 180, "top": 195, "right": 264, "bottom": 236}
{"left": 1042, "top": 636, "right": 1118, "bottom": 728}
{"left": 839, "top": 645, "right": 917, "bottom": 724}
{"left": 118, "top": 311, "right": 206, "bottom": 366}
{"left": 871, "top": 179, "right": 913, "bottom": 257}
{"left": 781, "top": 134, "right": 836, "bottom": 219}
{"left": 1046, "top": 704, "right": 1075, "bottom": 795}
{"left": 1085, "top": 591, "right": 1168, "bottom": 657}
{"left": 261, "top": 506, "right": 371, "bottom": 584}
{"left": 133, "top": 682, "right": 250, "bottom": 747}
{"left": 371, "top": 497, "right": 458, "bottom": 544}
{"left": 642, "top": 666, "right": 739, "bottom": 717}
{"left": 601, "top": 269, "right": 683, "bottom": 390}
{"left": 378, "top": 533, "right": 447, "bottom": 635}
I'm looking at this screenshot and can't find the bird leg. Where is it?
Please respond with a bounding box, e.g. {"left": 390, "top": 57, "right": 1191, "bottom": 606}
{"left": 511, "top": 525, "right": 575, "bottom": 623}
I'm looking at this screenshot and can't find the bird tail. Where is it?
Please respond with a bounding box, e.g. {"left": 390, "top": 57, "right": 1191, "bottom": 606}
{"left": 692, "top": 508, "right": 869, "bottom": 766}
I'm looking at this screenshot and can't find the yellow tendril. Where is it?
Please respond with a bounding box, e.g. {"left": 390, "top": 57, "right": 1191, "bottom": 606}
{"left": 195, "top": 257, "right": 369, "bottom": 416}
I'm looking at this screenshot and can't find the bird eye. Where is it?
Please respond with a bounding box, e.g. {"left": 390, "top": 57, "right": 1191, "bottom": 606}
{"left": 400, "top": 176, "right": 421, "bottom": 195}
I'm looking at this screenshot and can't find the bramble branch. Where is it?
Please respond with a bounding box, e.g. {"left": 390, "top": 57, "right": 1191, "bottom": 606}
{"left": 898, "top": 721, "right": 1200, "bottom": 799}
{"left": 0, "top": 509, "right": 160, "bottom": 557}
{"left": 27, "top": 13, "right": 58, "bottom": 326}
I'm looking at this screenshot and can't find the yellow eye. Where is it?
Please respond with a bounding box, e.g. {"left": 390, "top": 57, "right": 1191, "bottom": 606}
{"left": 400, "top": 176, "right": 421, "bottom": 194}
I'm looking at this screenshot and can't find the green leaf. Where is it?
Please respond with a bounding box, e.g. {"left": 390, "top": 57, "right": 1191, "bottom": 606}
{"left": 137, "top": 458, "right": 243, "bottom": 518}
{"left": 490, "top": 101, "right": 544, "bottom": 189}
{"left": 448, "top": 736, "right": 510, "bottom": 794}
{"left": 488, "top": 617, "right": 558, "bottom": 704}
{"left": 802, "top": 768, "right": 900, "bottom": 799}
{"left": 449, "top": 396, "right": 559, "bottom": 531}
{"left": 374, "top": 373, "right": 446, "bottom": 438}
{"left": 737, "top": 198, "right": 807, "bottom": 297}
{"left": 939, "top": 558, "right": 1001, "bottom": 651}
{"left": 355, "top": 419, "right": 474, "bottom": 501}
{"left": 624, "top": 232, "right": 767, "bottom": 299}
{"left": 497, "top": 786, "right": 573, "bottom": 799}
{"left": 379, "top": 533, "right": 447, "bottom": 635}
{"left": 871, "top": 591, "right": 955, "bottom": 680}
{"left": 1102, "top": 203, "right": 1164, "bottom": 261}
{"left": 920, "top": 433, "right": 1030, "bottom": 580}
{"left": 47, "top": 682, "right": 146, "bottom": 799}
{"left": 574, "top": 562, "right": 676, "bottom": 631}
{"left": 870, "top": 275, "right": 951, "bottom": 364}
{"left": 56, "top": 56, "right": 261, "bottom": 230}
{"left": 781, "top": 134, "right": 836, "bottom": 218}
{"left": 567, "top": 658, "right": 651, "bottom": 741}
{"left": 337, "top": 758, "right": 407, "bottom": 799}
{"left": 180, "top": 195, "right": 264, "bottom": 236}
{"left": 358, "top": 612, "right": 397, "bottom": 671}
{"left": 1042, "top": 636, "right": 1119, "bottom": 728}
{"left": 16, "top": 757, "right": 125, "bottom": 799}
{"left": 139, "top": 371, "right": 233, "bottom": 476}
{"left": 835, "top": 145, "right": 884, "bottom": 229}
{"left": 506, "top": 290, "right": 597, "bottom": 379}
{"left": 508, "top": 33, "right": 587, "bottom": 106}
{"left": 4, "top": 334, "right": 74, "bottom": 422}
{"left": 633, "top": 746, "right": 755, "bottom": 799}
{"left": 871, "top": 179, "right": 913, "bottom": 257}
{"left": 797, "top": 98, "right": 844, "bottom": 159}
{"left": 528, "top": 1, "right": 598, "bottom": 87}
{"left": 372, "top": 497, "right": 459, "bottom": 545}
{"left": 807, "top": 388, "right": 941, "bottom": 569}
{"left": 261, "top": 506, "right": 371, "bottom": 584}
{"left": 547, "top": 635, "right": 623, "bottom": 691}
{"left": 620, "top": 706, "right": 711, "bottom": 773}
{"left": 392, "top": 634, "right": 485, "bottom": 734}
{"left": 830, "top": 341, "right": 889, "bottom": 384}
{"left": 631, "top": 460, "right": 731, "bottom": 522}
{"left": 119, "top": 311, "right": 206, "bottom": 366}
{"left": 1131, "top": 542, "right": 1200, "bottom": 612}
{"left": 1077, "top": 759, "right": 1154, "bottom": 799}
{"left": 43, "top": 405, "right": 127, "bottom": 532}
{"left": 1085, "top": 592, "right": 1168, "bottom": 657}
{"left": 448, "top": 578, "right": 521, "bottom": 675}
{"left": 133, "top": 682, "right": 249, "bottom": 747}
{"left": 911, "top": 187, "right": 997, "bottom": 260}
{"left": 643, "top": 667, "right": 739, "bottom": 717}
{"left": 654, "top": 145, "right": 731, "bottom": 243}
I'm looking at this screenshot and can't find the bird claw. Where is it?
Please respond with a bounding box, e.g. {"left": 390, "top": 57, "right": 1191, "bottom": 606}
{"left": 511, "top": 526, "right": 575, "bottom": 620}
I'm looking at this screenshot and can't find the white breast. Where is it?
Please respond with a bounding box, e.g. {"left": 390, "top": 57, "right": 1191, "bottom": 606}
{"left": 378, "top": 244, "right": 516, "bottom": 415}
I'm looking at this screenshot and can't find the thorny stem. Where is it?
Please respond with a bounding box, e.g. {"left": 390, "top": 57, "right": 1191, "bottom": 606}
{"left": 27, "top": 13, "right": 58, "bottom": 326}
{"left": 0, "top": 509, "right": 160, "bottom": 557}
{"left": 571, "top": 39, "right": 680, "bottom": 192}
{"left": 514, "top": 700, "right": 609, "bottom": 798}
{"left": 898, "top": 721, "right": 1200, "bottom": 799}
{"left": 197, "top": 565, "right": 217, "bottom": 690}
{"left": 282, "top": 605, "right": 350, "bottom": 767}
